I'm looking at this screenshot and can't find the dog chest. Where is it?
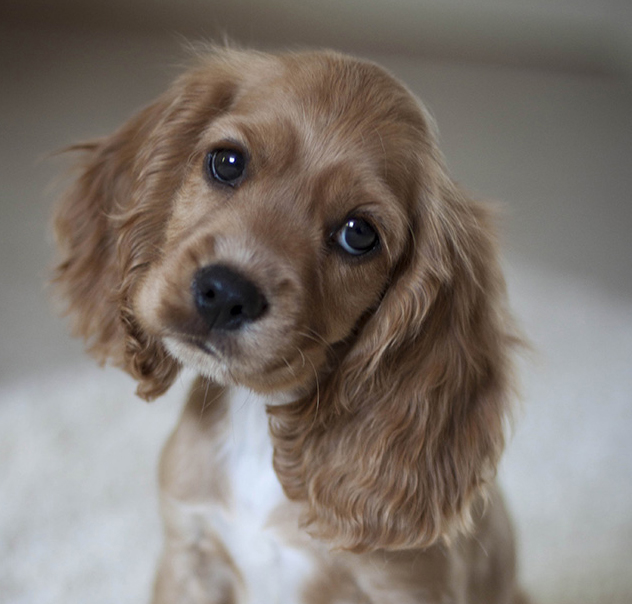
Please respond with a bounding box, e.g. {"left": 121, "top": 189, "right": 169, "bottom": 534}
{"left": 216, "top": 387, "right": 314, "bottom": 603}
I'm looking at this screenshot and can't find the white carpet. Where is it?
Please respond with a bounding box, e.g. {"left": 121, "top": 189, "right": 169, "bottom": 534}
{"left": 2, "top": 260, "right": 631, "bottom": 604}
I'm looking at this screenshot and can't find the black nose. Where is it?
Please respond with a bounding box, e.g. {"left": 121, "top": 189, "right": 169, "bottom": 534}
{"left": 192, "top": 265, "right": 268, "bottom": 331}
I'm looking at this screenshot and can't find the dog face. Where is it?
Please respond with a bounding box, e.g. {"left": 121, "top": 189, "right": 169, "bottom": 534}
{"left": 133, "top": 53, "right": 420, "bottom": 394}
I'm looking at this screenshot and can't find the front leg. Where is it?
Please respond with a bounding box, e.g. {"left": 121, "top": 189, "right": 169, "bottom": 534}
{"left": 152, "top": 379, "right": 242, "bottom": 604}
{"left": 152, "top": 526, "right": 241, "bottom": 604}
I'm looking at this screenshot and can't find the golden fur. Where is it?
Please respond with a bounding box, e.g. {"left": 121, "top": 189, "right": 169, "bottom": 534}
{"left": 53, "top": 47, "right": 525, "bottom": 603}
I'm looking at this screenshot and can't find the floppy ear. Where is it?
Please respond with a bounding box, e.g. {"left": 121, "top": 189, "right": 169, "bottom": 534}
{"left": 271, "top": 160, "right": 520, "bottom": 552}
{"left": 53, "top": 61, "right": 238, "bottom": 400}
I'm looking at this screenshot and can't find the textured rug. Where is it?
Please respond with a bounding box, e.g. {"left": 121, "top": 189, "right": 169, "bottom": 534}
{"left": 2, "top": 260, "right": 631, "bottom": 604}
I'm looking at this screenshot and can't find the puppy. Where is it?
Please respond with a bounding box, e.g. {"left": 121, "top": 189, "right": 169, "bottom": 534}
{"left": 53, "top": 47, "right": 525, "bottom": 604}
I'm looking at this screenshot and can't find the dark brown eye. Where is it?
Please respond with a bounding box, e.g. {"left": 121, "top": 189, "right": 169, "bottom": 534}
{"left": 207, "top": 149, "right": 246, "bottom": 185}
{"left": 336, "top": 218, "right": 379, "bottom": 256}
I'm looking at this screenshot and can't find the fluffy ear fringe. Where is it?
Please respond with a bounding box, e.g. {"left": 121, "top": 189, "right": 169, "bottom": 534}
{"left": 52, "top": 58, "right": 240, "bottom": 400}
{"left": 52, "top": 113, "right": 181, "bottom": 400}
{"left": 270, "top": 176, "right": 521, "bottom": 553}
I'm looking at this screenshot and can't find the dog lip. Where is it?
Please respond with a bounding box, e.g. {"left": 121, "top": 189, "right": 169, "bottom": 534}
{"left": 170, "top": 331, "right": 222, "bottom": 359}
{"left": 190, "top": 338, "right": 220, "bottom": 358}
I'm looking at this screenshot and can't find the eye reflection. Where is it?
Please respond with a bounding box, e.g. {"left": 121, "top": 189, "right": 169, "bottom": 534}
{"left": 336, "top": 218, "right": 379, "bottom": 255}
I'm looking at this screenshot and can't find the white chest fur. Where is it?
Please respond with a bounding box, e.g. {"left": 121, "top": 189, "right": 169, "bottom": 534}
{"left": 213, "top": 387, "right": 314, "bottom": 603}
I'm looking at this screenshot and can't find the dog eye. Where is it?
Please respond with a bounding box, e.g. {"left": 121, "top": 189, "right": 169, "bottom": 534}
{"left": 336, "top": 218, "right": 379, "bottom": 256}
{"left": 207, "top": 149, "right": 246, "bottom": 185}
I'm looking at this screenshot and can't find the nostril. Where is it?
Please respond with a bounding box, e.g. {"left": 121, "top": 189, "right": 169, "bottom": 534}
{"left": 192, "top": 265, "right": 268, "bottom": 331}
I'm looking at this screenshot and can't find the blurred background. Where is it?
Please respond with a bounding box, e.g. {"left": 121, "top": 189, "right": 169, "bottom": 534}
{"left": 1, "top": 1, "right": 631, "bottom": 603}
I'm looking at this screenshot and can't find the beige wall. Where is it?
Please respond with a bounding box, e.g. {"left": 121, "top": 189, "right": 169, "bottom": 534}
{"left": 1, "top": 0, "right": 631, "bottom": 75}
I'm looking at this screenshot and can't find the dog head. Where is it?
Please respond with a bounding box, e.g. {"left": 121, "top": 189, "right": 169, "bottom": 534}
{"left": 53, "top": 47, "right": 519, "bottom": 552}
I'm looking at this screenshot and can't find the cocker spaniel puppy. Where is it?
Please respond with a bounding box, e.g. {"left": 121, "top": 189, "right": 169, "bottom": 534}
{"left": 53, "top": 47, "right": 525, "bottom": 604}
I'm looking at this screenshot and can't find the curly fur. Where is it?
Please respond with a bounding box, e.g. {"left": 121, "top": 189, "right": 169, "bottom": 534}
{"left": 53, "top": 46, "right": 525, "bottom": 603}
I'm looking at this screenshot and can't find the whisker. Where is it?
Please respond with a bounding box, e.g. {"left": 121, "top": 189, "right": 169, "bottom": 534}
{"left": 198, "top": 378, "right": 225, "bottom": 422}
{"left": 200, "top": 377, "right": 212, "bottom": 416}
{"left": 295, "top": 347, "right": 307, "bottom": 369}
{"left": 297, "top": 329, "right": 335, "bottom": 356}
{"left": 283, "top": 355, "right": 298, "bottom": 378}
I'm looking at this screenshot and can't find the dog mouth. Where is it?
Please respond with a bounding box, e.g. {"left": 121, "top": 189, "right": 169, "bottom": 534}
{"left": 162, "top": 325, "right": 327, "bottom": 393}
{"left": 165, "top": 328, "right": 238, "bottom": 365}
{"left": 185, "top": 335, "right": 221, "bottom": 358}
{"left": 162, "top": 331, "right": 236, "bottom": 384}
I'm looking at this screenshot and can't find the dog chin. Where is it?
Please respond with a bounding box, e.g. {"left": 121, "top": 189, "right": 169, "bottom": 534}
{"left": 163, "top": 336, "right": 235, "bottom": 386}
{"left": 163, "top": 335, "right": 320, "bottom": 398}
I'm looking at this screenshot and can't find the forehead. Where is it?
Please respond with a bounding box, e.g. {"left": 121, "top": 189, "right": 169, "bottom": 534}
{"left": 200, "top": 52, "right": 426, "bottom": 195}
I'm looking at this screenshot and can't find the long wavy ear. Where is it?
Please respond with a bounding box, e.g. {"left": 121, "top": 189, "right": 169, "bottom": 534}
{"left": 271, "top": 155, "right": 520, "bottom": 552}
{"left": 53, "top": 58, "right": 238, "bottom": 400}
